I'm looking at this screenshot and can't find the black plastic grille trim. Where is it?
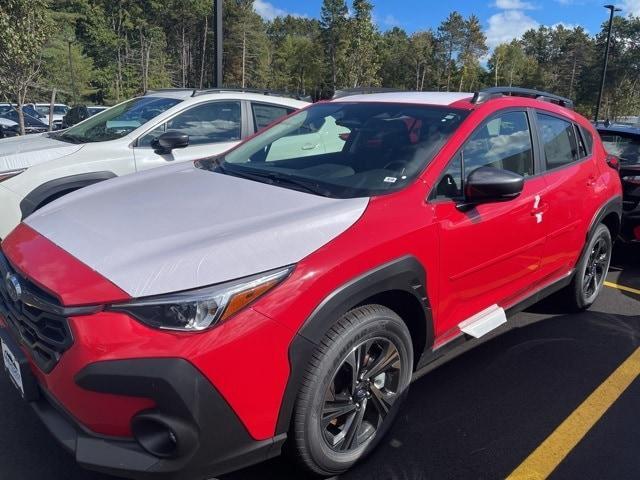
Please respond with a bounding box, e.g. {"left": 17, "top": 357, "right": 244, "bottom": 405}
{"left": 0, "top": 252, "right": 82, "bottom": 373}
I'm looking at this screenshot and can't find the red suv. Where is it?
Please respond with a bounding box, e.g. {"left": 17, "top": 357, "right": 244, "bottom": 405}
{"left": 0, "top": 87, "right": 622, "bottom": 479}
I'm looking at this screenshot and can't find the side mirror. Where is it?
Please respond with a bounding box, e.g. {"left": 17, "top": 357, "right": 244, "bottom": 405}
{"left": 460, "top": 166, "right": 524, "bottom": 209}
{"left": 152, "top": 131, "right": 189, "bottom": 154}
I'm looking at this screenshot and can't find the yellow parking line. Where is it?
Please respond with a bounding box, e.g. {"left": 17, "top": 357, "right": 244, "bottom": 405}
{"left": 507, "top": 347, "right": 640, "bottom": 480}
{"left": 604, "top": 281, "right": 640, "bottom": 296}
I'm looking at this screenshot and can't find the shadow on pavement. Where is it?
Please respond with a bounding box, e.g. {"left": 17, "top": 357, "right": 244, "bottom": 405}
{"left": 224, "top": 309, "right": 640, "bottom": 480}
{"left": 610, "top": 241, "right": 640, "bottom": 303}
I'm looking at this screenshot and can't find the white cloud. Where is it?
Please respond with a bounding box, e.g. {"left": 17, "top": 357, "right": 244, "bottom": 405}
{"left": 253, "top": 0, "right": 306, "bottom": 20}
{"left": 485, "top": 10, "right": 540, "bottom": 48}
{"left": 621, "top": 0, "right": 640, "bottom": 15}
{"left": 493, "top": 0, "right": 537, "bottom": 9}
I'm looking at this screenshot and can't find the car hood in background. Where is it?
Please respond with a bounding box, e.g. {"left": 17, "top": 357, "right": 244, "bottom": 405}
{"left": 26, "top": 163, "right": 369, "bottom": 298}
{"left": 0, "top": 134, "right": 84, "bottom": 171}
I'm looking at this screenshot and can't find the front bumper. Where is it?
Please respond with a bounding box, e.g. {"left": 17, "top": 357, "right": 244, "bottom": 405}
{"left": 20, "top": 353, "right": 286, "bottom": 480}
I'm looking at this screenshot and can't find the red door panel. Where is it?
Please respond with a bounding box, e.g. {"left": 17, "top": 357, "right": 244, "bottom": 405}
{"left": 433, "top": 176, "right": 547, "bottom": 338}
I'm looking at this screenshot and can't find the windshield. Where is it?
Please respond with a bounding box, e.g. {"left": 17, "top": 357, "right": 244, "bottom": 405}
{"left": 600, "top": 131, "right": 640, "bottom": 165}
{"left": 59, "top": 96, "right": 181, "bottom": 143}
{"left": 201, "top": 102, "right": 468, "bottom": 198}
{"left": 0, "top": 109, "right": 45, "bottom": 126}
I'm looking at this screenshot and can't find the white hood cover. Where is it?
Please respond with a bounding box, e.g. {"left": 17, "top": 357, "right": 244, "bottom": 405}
{"left": 0, "top": 134, "right": 84, "bottom": 171}
{"left": 26, "top": 163, "right": 369, "bottom": 298}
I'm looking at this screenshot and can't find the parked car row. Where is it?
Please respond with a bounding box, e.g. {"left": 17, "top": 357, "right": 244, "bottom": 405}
{"left": 0, "top": 86, "right": 630, "bottom": 480}
{"left": 0, "top": 102, "right": 109, "bottom": 136}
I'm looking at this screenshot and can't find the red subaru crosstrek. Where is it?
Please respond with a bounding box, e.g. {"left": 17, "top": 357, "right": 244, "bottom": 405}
{"left": 0, "top": 88, "right": 622, "bottom": 479}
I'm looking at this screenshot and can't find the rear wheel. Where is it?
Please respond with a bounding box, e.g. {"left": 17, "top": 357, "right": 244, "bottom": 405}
{"left": 291, "top": 305, "right": 413, "bottom": 476}
{"left": 566, "top": 223, "right": 612, "bottom": 310}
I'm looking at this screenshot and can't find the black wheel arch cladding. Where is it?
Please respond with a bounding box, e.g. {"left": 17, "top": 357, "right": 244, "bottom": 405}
{"left": 275, "top": 255, "right": 433, "bottom": 436}
{"left": 20, "top": 171, "right": 117, "bottom": 219}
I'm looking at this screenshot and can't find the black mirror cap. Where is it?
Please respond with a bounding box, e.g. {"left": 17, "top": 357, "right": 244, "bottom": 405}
{"left": 463, "top": 166, "right": 525, "bottom": 205}
{"left": 154, "top": 131, "right": 189, "bottom": 154}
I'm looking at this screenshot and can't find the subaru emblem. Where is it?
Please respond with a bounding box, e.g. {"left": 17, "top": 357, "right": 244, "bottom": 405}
{"left": 5, "top": 273, "right": 22, "bottom": 302}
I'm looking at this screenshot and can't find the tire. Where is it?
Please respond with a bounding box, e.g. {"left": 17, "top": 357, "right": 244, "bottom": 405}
{"left": 566, "top": 223, "right": 612, "bottom": 311}
{"left": 291, "top": 304, "right": 413, "bottom": 476}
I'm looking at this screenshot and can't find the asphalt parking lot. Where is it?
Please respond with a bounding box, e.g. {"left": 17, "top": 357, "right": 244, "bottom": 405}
{"left": 0, "top": 244, "right": 638, "bottom": 480}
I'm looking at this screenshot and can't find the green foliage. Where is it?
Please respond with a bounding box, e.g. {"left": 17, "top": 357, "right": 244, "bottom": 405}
{"left": 0, "top": 0, "right": 53, "bottom": 132}
{"left": 1, "top": 1, "right": 638, "bottom": 119}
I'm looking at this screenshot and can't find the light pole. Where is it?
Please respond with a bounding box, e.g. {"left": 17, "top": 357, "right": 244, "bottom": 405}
{"left": 594, "top": 4, "right": 621, "bottom": 124}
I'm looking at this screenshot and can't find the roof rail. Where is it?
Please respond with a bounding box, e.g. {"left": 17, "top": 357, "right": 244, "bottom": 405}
{"left": 332, "top": 87, "right": 406, "bottom": 99}
{"left": 471, "top": 87, "right": 574, "bottom": 109}
{"left": 192, "top": 88, "right": 310, "bottom": 101}
{"left": 144, "top": 88, "right": 197, "bottom": 96}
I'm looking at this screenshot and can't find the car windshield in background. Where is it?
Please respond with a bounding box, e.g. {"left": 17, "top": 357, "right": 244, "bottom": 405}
{"left": 203, "top": 102, "right": 468, "bottom": 198}
{"left": 58, "top": 96, "right": 182, "bottom": 143}
{"left": 599, "top": 131, "right": 640, "bottom": 165}
{"left": 0, "top": 109, "right": 46, "bottom": 127}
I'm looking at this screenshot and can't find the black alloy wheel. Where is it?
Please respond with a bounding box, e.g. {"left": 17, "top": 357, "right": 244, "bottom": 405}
{"left": 291, "top": 304, "right": 413, "bottom": 476}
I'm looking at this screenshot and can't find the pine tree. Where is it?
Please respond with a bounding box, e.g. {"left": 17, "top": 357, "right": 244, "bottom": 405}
{"left": 320, "top": 0, "right": 348, "bottom": 92}
{"left": 345, "top": 0, "right": 379, "bottom": 88}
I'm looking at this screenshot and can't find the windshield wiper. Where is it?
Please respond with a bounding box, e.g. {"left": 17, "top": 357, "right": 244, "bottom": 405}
{"left": 57, "top": 133, "right": 85, "bottom": 144}
{"left": 220, "top": 165, "right": 330, "bottom": 197}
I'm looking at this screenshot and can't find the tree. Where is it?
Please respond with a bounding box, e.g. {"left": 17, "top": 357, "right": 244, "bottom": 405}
{"left": 378, "top": 28, "right": 413, "bottom": 89}
{"left": 457, "top": 15, "right": 487, "bottom": 92}
{"left": 437, "top": 11, "right": 465, "bottom": 91}
{"left": 344, "top": 0, "right": 379, "bottom": 88}
{"left": 0, "top": 0, "right": 53, "bottom": 134}
{"left": 224, "top": 0, "right": 269, "bottom": 88}
{"left": 320, "top": 0, "right": 348, "bottom": 92}
{"left": 410, "top": 31, "right": 436, "bottom": 91}
{"left": 488, "top": 40, "right": 531, "bottom": 87}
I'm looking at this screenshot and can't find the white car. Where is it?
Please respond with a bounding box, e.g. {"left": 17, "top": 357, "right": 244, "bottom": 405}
{"left": 33, "top": 103, "right": 70, "bottom": 129}
{"left": 0, "top": 89, "right": 309, "bottom": 239}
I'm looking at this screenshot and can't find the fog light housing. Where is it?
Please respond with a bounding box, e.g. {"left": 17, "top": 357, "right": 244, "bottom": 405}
{"left": 131, "top": 411, "right": 198, "bottom": 458}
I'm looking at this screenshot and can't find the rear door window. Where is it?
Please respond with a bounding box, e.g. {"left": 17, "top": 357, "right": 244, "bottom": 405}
{"left": 536, "top": 113, "right": 579, "bottom": 170}
{"left": 252, "top": 103, "right": 294, "bottom": 132}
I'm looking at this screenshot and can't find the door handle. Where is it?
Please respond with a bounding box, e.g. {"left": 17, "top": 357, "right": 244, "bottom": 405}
{"left": 587, "top": 176, "right": 597, "bottom": 187}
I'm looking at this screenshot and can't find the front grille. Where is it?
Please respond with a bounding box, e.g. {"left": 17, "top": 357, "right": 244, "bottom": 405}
{"left": 0, "top": 253, "right": 74, "bottom": 373}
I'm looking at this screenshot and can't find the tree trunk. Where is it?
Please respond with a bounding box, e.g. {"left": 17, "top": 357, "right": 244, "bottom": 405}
{"left": 495, "top": 58, "right": 499, "bottom": 87}
{"left": 48, "top": 88, "right": 57, "bottom": 132}
{"left": 199, "top": 16, "right": 208, "bottom": 89}
{"left": 241, "top": 29, "right": 246, "bottom": 88}
{"left": 569, "top": 56, "right": 577, "bottom": 98}
{"left": 509, "top": 68, "right": 514, "bottom": 87}
{"left": 182, "top": 24, "right": 187, "bottom": 88}
{"left": 68, "top": 41, "right": 77, "bottom": 104}
{"left": 420, "top": 65, "right": 427, "bottom": 91}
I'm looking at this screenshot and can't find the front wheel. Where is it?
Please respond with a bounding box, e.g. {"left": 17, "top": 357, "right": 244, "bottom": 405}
{"left": 566, "top": 223, "right": 612, "bottom": 310}
{"left": 291, "top": 305, "right": 413, "bottom": 476}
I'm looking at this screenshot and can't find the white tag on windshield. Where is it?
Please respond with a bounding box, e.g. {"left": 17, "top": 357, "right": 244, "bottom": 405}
{"left": 383, "top": 177, "right": 397, "bottom": 183}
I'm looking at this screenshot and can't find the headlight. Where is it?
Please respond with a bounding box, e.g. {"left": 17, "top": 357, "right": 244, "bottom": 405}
{"left": 0, "top": 169, "right": 26, "bottom": 182}
{"left": 109, "top": 267, "right": 292, "bottom": 331}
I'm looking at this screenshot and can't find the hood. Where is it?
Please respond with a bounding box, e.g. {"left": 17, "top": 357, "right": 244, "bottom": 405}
{"left": 0, "top": 134, "right": 84, "bottom": 171}
{"left": 25, "top": 163, "right": 369, "bottom": 298}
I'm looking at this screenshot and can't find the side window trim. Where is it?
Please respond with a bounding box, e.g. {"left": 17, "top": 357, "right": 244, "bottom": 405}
{"left": 134, "top": 99, "right": 243, "bottom": 148}
{"left": 250, "top": 101, "right": 295, "bottom": 133}
{"left": 429, "top": 108, "right": 536, "bottom": 203}
{"left": 534, "top": 109, "right": 589, "bottom": 173}
{"left": 573, "top": 123, "right": 592, "bottom": 160}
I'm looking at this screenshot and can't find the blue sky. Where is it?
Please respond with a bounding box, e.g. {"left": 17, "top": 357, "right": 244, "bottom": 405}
{"left": 253, "top": 0, "right": 640, "bottom": 48}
